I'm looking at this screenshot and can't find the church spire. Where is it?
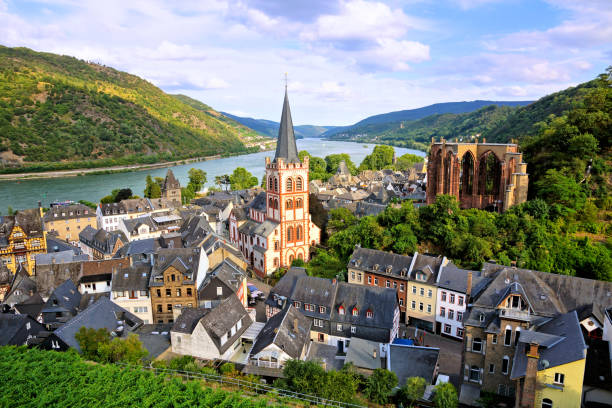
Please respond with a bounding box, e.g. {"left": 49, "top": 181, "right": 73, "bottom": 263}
{"left": 274, "top": 86, "right": 299, "bottom": 163}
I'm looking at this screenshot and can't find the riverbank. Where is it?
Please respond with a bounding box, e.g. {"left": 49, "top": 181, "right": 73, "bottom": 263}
{"left": 0, "top": 149, "right": 274, "bottom": 181}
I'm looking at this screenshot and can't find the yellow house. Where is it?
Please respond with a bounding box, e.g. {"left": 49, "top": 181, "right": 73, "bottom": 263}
{"left": 512, "top": 311, "right": 587, "bottom": 408}
{"left": 0, "top": 208, "right": 47, "bottom": 275}
{"left": 405, "top": 253, "right": 446, "bottom": 332}
{"left": 43, "top": 203, "right": 97, "bottom": 245}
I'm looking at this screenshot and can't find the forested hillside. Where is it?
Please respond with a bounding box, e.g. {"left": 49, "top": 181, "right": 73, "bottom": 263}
{"left": 221, "top": 111, "right": 337, "bottom": 139}
{"left": 0, "top": 46, "right": 262, "bottom": 172}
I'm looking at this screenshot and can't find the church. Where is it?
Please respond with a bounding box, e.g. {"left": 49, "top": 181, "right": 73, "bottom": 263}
{"left": 229, "top": 89, "right": 321, "bottom": 277}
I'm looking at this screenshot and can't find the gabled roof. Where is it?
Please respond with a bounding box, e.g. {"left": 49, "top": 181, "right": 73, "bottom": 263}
{"left": 264, "top": 267, "right": 306, "bottom": 308}
{"left": 4, "top": 265, "right": 37, "bottom": 306}
{"left": 0, "top": 208, "right": 44, "bottom": 244}
{"left": 163, "top": 169, "right": 181, "bottom": 190}
{"left": 150, "top": 248, "right": 201, "bottom": 286}
{"left": 332, "top": 282, "right": 398, "bottom": 331}
{"left": 111, "top": 264, "right": 151, "bottom": 292}
{"left": 81, "top": 258, "right": 128, "bottom": 282}
{"left": 273, "top": 89, "right": 300, "bottom": 164}
{"left": 247, "top": 191, "right": 267, "bottom": 212}
{"left": 0, "top": 313, "right": 42, "bottom": 345}
{"left": 511, "top": 310, "right": 586, "bottom": 379}
{"left": 349, "top": 247, "right": 413, "bottom": 280}
{"left": 250, "top": 305, "right": 311, "bottom": 359}
{"left": 437, "top": 262, "right": 489, "bottom": 296}
{"left": 388, "top": 344, "right": 439, "bottom": 385}
{"left": 14, "top": 293, "right": 45, "bottom": 319}
{"left": 344, "top": 337, "right": 383, "bottom": 370}
{"left": 54, "top": 297, "right": 143, "bottom": 351}
{"left": 179, "top": 215, "right": 213, "bottom": 247}
{"left": 43, "top": 203, "right": 93, "bottom": 222}
{"left": 79, "top": 226, "right": 127, "bottom": 255}
{"left": 43, "top": 279, "right": 81, "bottom": 316}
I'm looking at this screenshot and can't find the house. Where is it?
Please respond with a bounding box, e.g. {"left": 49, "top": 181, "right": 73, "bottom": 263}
{"left": 406, "top": 253, "right": 445, "bottom": 332}
{"left": 79, "top": 226, "right": 127, "bottom": 260}
{"left": 119, "top": 213, "right": 183, "bottom": 242}
{"left": 460, "top": 263, "right": 612, "bottom": 405}
{"left": 0, "top": 313, "right": 45, "bottom": 346}
{"left": 13, "top": 293, "right": 45, "bottom": 320}
{"left": 2, "top": 264, "right": 38, "bottom": 306}
{"left": 344, "top": 337, "right": 386, "bottom": 376}
{"left": 435, "top": 263, "right": 490, "bottom": 339}
{"left": 387, "top": 343, "right": 440, "bottom": 386}
{"left": 40, "top": 297, "right": 143, "bottom": 352}
{"left": 110, "top": 263, "right": 153, "bottom": 324}
{"left": 170, "top": 294, "right": 252, "bottom": 360}
{"left": 248, "top": 305, "right": 311, "bottom": 369}
{"left": 265, "top": 267, "right": 400, "bottom": 350}
{"left": 149, "top": 248, "right": 208, "bottom": 323}
{"left": 0, "top": 262, "right": 11, "bottom": 301}
{"left": 229, "top": 89, "right": 321, "bottom": 277}
{"left": 179, "top": 214, "right": 214, "bottom": 248}
{"left": 161, "top": 169, "right": 182, "bottom": 205}
{"left": 0, "top": 208, "right": 47, "bottom": 275}
{"left": 511, "top": 311, "right": 587, "bottom": 408}
{"left": 96, "top": 197, "right": 179, "bottom": 232}
{"left": 198, "top": 258, "right": 248, "bottom": 308}
{"left": 40, "top": 279, "right": 81, "bottom": 326}
{"left": 79, "top": 258, "right": 128, "bottom": 295}
{"left": 43, "top": 203, "right": 97, "bottom": 245}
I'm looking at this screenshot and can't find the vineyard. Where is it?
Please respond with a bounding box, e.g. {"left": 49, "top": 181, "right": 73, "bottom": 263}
{"left": 0, "top": 346, "right": 285, "bottom": 408}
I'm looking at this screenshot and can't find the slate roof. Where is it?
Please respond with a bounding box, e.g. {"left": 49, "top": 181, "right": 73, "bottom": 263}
{"left": 292, "top": 275, "right": 336, "bottom": 314}
{"left": 250, "top": 305, "right": 311, "bottom": 359}
{"left": 344, "top": 337, "right": 384, "bottom": 370}
{"left": 209, "top": 258, "right": 246, "bottom": 293}
{"left": 81, "top": 258, "right": 128, "bottom": 283}
{"left": 410, "top": 253, "right": 443, "bottom": 284}
{"left": 150, "top": 248, "right": 201, "bottom": 287}
{"left": 273, "top": 89, "right": 300, "bottom": 164}
{"left": 253, "top": 220, "right": 279, "bottom": 237}
{"left": 46, "top": 235, "right": 83, "bottom": 254}
{"left": 388, "top": 344, "right": 439, "bottom": 385}
{"left": 3, "top": 265, "right": 37, "bottom": 306}
{"left": 0, "top": 209, "right": 44, "bottom": 246}
{"left": 111, "top": 264, "right": 152, "bottom": 292}
{"left": 43, "top": 279, "right": 81, "bottom": 316}
{"left": 349, "top": 247, "right": 413, "bottom": 280}
{"left": 35, "top": 251, "right": 88, "bottom": 266}
{"left": 43, "top": 203, "right": 93, "bottom": 222}
{"left": 14, "top": 293, "right": 45, "bottom": 319}
{"left": 172, "top": 307, "right": 210, "bottom": 334}
{"left": 247, "top": 191, "right": 267, "bottom": 213}
{"left": 0, "top": 314, "right": 39, "bottom": 345}
{"left": 163, "top": 169, "right": 181, "bottom": 190}
{"left": 232, "top": 207, "right": 247, "bottom": 221}
{"left": 437, "top": 262, "right": 490, "bottom": 296}
{"left": 79, "top": 226, "right": 127, "bottom": 256}
{"left": 511, "top": 310, "right": 586, "bottom": 379}
{"left": 179, "top": 215, "right": 213, "bottom": 247}
{"left": 265, "top": 267, "right": 306, "bottom": 308}
{"left": 333, "top": 282, "right": 398, "bottom": 329}
{"left": 54, "top": 297, "right": 143, "bottom": 351}
{"left": 122, "top": 215, "right": 157, "bottom": 235}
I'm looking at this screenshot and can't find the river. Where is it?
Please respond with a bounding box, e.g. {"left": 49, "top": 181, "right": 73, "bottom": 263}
{"left": 0, "top": 139, "right": 425, "bottom": 213}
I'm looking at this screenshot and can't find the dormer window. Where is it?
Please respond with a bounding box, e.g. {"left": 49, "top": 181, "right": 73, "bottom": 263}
{"left": 386, "top": 265, "right": 392, "bottom": 274}
{"left": 400, "top": 268, "right": 407, "bottom": 277}
{"left": 294, "top": 301, "right": 301, "bottom": 308}
{"left": 415, "top": 271, "right": 427, "bottom": 281}
{"left": 339, "top": 306, "right": 345, "bottom": 315}
{"left": 366, "top": 310, "right": 373, "bottom": 318}
{"left": 352, "top": 308, "right": 359, "bottom": 316}
{"left": 373, "top": 264, "right": 379, "bottom": 271}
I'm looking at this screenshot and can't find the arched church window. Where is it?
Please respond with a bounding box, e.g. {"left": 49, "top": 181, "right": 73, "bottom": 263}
{"left": 298, "top": 252, "right": 303, "bottom": 260}
{"left": 287, "top": 227, "right": 293, "bottom": 242}
{"left": 286, "top": 178, "right": 293, "bottom": 192}
{"left": 286, "top": 199, "right": 293, "bottom": 209}
{"left": 296, "top": 198, "right": 303, "bottom": 208}
{"left": 296, "top": 226, "right": 302, "bottom": 241}
{"left": 274, "top": 198, "right": 279, "bottom": 210}
{"left": 296, "top": 177, "right": 303, "bottom": 191}
{"left": 274, "top": 178, "right": 278, "bottom": 192}
{"left": 268, "top": 177, "right": 273, "bottom": 190}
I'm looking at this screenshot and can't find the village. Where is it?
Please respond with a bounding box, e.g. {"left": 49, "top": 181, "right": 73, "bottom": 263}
{"left": 1, "top": 90, "right": 611, "bottom": 408}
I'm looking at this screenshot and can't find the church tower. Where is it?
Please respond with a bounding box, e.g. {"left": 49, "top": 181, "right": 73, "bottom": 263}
{"left": 265, "top": 88, "right": 314, "bottom": 266}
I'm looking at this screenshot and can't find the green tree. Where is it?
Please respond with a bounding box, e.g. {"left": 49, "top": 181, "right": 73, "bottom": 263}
{"left": 74, "top": 327, "right": 110, "bottom": 361}
{"left": 215, "top": 174, "right": 230, "bottom": 191}
{"left": 144, "top": 175, "right": 161, "bottom": 198}
{"left": 114, "top": 188, "right": 133, "bottom": 202}
{"left": 97, "top": 333, "right": 148, "bottom": 363}
{"left": 433, "top": 382, "right": 458, "bottom": 408}
{"left": 187, "top": 168, "right": 207, "bottom": 192}
{"left": 395, "top": 153, "right": 424, "bottom": 171}
{"left": 397, "top": 376, "right": 427, "bottom": 407}
{"left": 359, "top": 145, "right": 395, "bottom": 171}
{"left": 364, "top": 368, "right": 398, "bottom": 404}
{"left": 535, "top": 169, "right": 586, "bottom": 210}
{"left": 325, "top": 153, "right": 357, "bottom": 175}
{"left": 229, "top": 167, "right": 258, "bottom": 190}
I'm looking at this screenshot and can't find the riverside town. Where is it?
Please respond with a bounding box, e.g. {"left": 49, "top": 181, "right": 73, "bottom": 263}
{"left": 0, "top": 2, "right": 611, "bottom": 408}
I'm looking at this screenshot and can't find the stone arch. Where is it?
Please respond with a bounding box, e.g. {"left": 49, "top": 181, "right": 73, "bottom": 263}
{"left": 478, "top": 150, "right": 502, "bottom": 196}
{"left": 296, "top": 177, "right": 303, "bottom": 191}
{"left": 286, "top": 249, "right": 295, "bottom": 264}
{"left": 443, "top": 152, "right": 455, "bottom": 194}
{"left": 296, "top": 249, "right": 304, "bottom": 260}
{"left": 268, "top": 197, "right": 274, "bottom": 209}
{"left": 286, "top": 177, "right": 293, "bottom": 192}
{"left": 430, "top": 149, "right": 443, "bottom": 195}
{"left": 460, "top": 151, "right": 475, "bottom": 196}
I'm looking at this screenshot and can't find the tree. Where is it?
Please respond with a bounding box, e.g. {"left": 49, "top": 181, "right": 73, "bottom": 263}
{"left": 97, "top": 333, "right": 148, "bottom": 363}
{"left": 433, "top": 382, "right": 458, "bottom": 408}
{"left": 187, "top": 168, "right": 207, "bottom": 192}
{"left": 397, "top": 376, "right": 427, "bottom": 407}
{"left": 74, "top": 327, "right": 110, "bottom": 361}
{"left": 364, "top": 368, "right": 398, "bottom": 404}
{"left": 229, "top": 167, "right": 258, "bottom": 190}
{"left": 215, "top": 174, "right": 230, "bottom": 191}
{"left": 325, "top": 153, "right": 357, "bottom": 175}
{"left": 359, "top": 145, "right": 395, "bottom": 171}
{"left": 114, "top": 188, "right": 133, "bottom": 202}
{"left": 144, "top": 175, "right": 161, "bottom": 198}
{"left": 395, "top": 153, "right": 424, "bottom": 171}
{"left": 535, "top": 169, "right": 586, "bottom": 210}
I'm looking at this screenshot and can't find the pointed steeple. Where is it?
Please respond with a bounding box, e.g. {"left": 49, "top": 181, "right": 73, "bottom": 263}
{"left": 274, "top": 88, "right": 300, "bottom": 163}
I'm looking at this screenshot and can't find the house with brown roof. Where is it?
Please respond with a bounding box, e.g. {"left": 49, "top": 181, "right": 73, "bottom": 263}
{"left": 43, "top": 203, "right": 96, "bottom": 245}
{"left": 0, "top": 208, "right": 47, "bottom": 275}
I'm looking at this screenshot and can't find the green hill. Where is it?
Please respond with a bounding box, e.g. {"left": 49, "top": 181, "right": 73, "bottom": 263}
{"left": 221, "top": 111, "right": 337, "bottom": 139}
{"left": 0, "top": 46, "right": 264, "bottom": 172}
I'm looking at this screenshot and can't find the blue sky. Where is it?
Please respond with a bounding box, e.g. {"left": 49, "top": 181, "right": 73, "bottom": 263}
{"left": 1, "top": 0, "right": 610, "bottom": 125}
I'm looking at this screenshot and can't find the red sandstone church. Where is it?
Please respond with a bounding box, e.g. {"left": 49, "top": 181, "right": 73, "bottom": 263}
{"left": 229, "top": 89, "right": 321, "bottom": 277}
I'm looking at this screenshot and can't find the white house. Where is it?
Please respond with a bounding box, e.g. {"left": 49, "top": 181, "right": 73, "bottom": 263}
{"left": 110, "top": 263, "right": 154, "bottom": 324}
{"left": 170, "top": 294, "right": 252, "bottom": 361}
{"left": 97, "top": 198, "right": 179, "bottom": 232}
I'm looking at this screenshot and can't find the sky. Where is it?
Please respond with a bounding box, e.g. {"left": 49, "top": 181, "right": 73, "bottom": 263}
{"left": 1, "top": 0, "right": 610, "bottom": 126}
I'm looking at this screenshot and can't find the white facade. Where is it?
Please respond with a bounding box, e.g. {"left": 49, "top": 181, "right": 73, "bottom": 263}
{"left": 79, "top": 280, "right": 111, "bottom": 294}
{"left": 171, "top": 318, "right": 246, "bottom": 361}
{"left": 249, "top": 343, "right": 293, "bottom": 369}
{"left": 110, "top": 290, "right": 153, "bottom": 324}
{"left": 435, "top": 288, "right": 467, "bottom": 339}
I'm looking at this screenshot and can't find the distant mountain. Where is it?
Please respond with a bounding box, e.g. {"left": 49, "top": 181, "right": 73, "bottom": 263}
{"left": 222, "top": 112, "right": 337, "bottom": 139}
{"left": 322, "top": 100, "right": 533, "bottom": 138}
{"left": 0, "top": 46, "right": 263, "bottom": 171}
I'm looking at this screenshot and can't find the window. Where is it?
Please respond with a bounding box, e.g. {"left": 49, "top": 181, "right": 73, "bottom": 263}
{"left": 492, "top": 334, "right": 498, "bottom": 344}
{"left": 514, "top": 328, "right": 521, "bottom": 346}
{"left": 374, "top": 278, "right": 378, "bottom": 285}
{"left": 472, "top": 338, "right": 483, "bottom": 352}
{"left": 140, "top": 290, "right": 147, "bottom": 297}
{"left": 469, "top": 365, "right": 480, "bottom": 382}
{"left": 351, "top": 325, "right": 356, "bottom": 334}
{"left": 339, "top": 306, "right": 345, "bottom": 315}
{"left": 366, "top": 310, "right": 373, "bottom": 318}
{"left": 318, "top": 333, "right": 325, "bottom": 342}
{"left": 186, "top": 288, "right": 192, "bottom": 296}
{"left": 457, "top": 328, "right": 463, "bottom": 337}
{"left": 504, "top": 327, "right": 512, "bottom": 346}
{"left": 171, "top": 274, "right": 176, "bottom": 282}
{"left": 286, "top": 199, "right": 293, "bottom": 209}
{"left": 26, "top": 322, "right": 31, "bottom": 330}
{"left": 167, "top": 304, "right": 173, "bottom": 312}
{"left": 314, "top": 319, "right": 323, "bottom": 328}
{"left": 274, "top": 178, "right": 278, "bottom": 192}
{"left": 157, "top": 305, "right": 162, "bottom": 312}
{"left": 427, "top": 304, "right": 431, "bottom": 313}
{"left": 351, "top": 271, "right": 355, "bottom": 280}
{"left": 294, "top": 301, "right": 301, "bottom": 308}
{"left": 319, "top": 306, "right": 326, "bottom": 314}
{"left": 166, "top": 289, "right": 171, "bottom": 297}
{"left": 498, "top": 384, "right": 507, "bottom": 396}
{"left": 296, "top": 177, "right": 303, "bottom": 191}
{"left": 458, "top": 296, "right": 464, "bottom": 306}
{"left": 176, "top": 288, "right": 182, "bottom": 297}
{"left": 220, "top": 333, "right": 227, "bottom": 345}
{"left": 399, "top": 298, "right": 404, "bottom": 306}
{"left": 419, "top": 302, "right": 424, "bottom": 311}
{"left": 287, "top": 227, "right": 293, "bottom": 242}
{"left": 450, "top": 293, "right": 455, "bottom": 304}
{"left": 352, "top": 308, "right": 359, "bottom": 316}
{"left": 393, "top": 282, "right": 397, "bottom": 289}
{"left": 420, "top": 287, "right": 424, "bottom": 296}
{"left": 440, "top": 307, "right": 446, "bottom": 317}
{"left": 444, "top": 324, "right": 451, "bottom": 334}
{"left": 502, "top": 356, "right": 510, "bottom": 375}
{"left": 441, "top": 291, "right": 447, "bottom": 301}
{"left": 448, "top": 310, "right": 454, "bottom": 320}
{"left": 428, "top": 289, "right": 432, "bottom": 298}
{"left": 400, "top": 283, "right": 404, "bottom": 292}
{"left": 296, "top": 198, "right": 303, "bottom": 208}
{"left": 489, "top": 364, "right": 495, "bottom": 373}
{"left": 337, "top": 324, "right": 343, "bottom": 331}
{"left": 554, "top": 373, "right": 564, "bottom": 385}
{"left": 368, "top": 276, "right": 372, "bottom": 284}
{"left": 411, "top": 301, "right": 416, "bottom": 309}
{"left": 386, "top": 280, "right": 390, "bottom": 288}
{"left": 412, "top": 285, "right": 417, "bottom": 294}
{"left": 542, "top": 399, "right": 553, "bottom": 408}
{"left": 286, "top": 178, "right": 293, "bottom": 192}
{"left": 457, "top": 311, "right": 463, "bottom": 322}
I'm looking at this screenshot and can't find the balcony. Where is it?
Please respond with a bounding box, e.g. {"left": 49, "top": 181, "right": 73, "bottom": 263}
{"left": 499, "top": 308, "right": 531, "bottom": 321}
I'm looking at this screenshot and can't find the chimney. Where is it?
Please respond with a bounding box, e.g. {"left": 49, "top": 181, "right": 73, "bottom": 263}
{"left": 466, "top": 271, "right": 473, "bottom": 298}
{"left": 520, "top": 343, "right": 540, "bottom": 408}
{"left": 293, "top": 318, "right": 299, "bottom": 334}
